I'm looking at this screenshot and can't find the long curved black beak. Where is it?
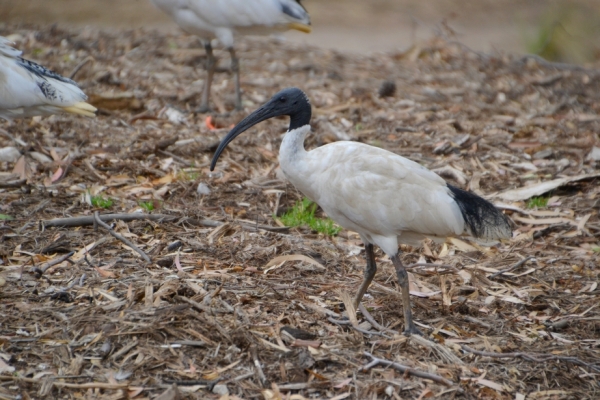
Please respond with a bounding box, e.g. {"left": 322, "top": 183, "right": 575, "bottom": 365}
{"left": 210, "top": 87, "right": 311, "bottom": 171}
{"left": 210, "top": 105, "right": 281, "bottom": 171}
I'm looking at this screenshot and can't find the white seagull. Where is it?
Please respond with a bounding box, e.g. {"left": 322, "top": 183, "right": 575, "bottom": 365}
{"left": 150, "top": 0, "right": 311, "bottom": 111}
{"left": 0, "top": 37, "right": 96, "bottom": 121}
{"left": 211, "top": 88, "right": 512, "bottom": 335}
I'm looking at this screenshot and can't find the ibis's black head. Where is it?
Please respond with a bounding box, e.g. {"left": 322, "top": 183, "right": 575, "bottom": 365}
{"left": 210, "top": 87, "right": 311, "bottom": 171}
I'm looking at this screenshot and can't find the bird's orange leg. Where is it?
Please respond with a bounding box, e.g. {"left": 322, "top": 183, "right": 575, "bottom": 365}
{"left": 353, "top": 243, "right": 377, "bottom": 309}
{"left": 228, "top": 47, "right": 242, "bottom": 110}
{"left": 391, "top": 254, "right": 423, "bottom": 336}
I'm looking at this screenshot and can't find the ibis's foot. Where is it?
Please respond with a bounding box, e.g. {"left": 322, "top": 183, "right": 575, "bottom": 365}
{"left": 403, "top": 324, "right": 424, "bottom": 337}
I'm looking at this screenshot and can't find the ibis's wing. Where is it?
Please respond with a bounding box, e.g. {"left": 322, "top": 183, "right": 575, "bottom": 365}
{"left": 187, "top": 0, "right": 310, "bottom": 28}
{"left": 306, "top": 142, "right": 466, "bottom": 240}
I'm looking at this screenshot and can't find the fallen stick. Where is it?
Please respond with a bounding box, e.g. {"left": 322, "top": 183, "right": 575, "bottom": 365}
{"left": 1, "top": 376, "right": 129, "bottom": 390}
{"left": 361, "top": 352, "right": 455, "bottom": 387}
{"left": 461, "top": 345, "right": 600, "bottom": 372}
{"left": 162, "top": 378, "right": 220, "bottom": 389}
{"left": 69, "top": 56, "right": 94, "bottom": 80}
{"left": 327, "top": 317, "right": 390, "bottom": 337}
{"left": 52, "top": 382, "right": 128, "bottom": 390}
{"left": 358, "top": 304, "right": 398, "bottom": 334}
{"left": 93, "top": 212, "right": 151, "bottom": 263}
{"left": 489, "top": 256, "right": 535, "bottom": 279}
{"left": 0, "top": 179, "right": 26, "bottom": 188}
{"left": 41, "top": 213, "right": 180, "bottom": 229}
{"left": 157, "top": 149, "right": 195, "bottom": 167}
{"left": 33, "top": 251, "right": 75, "bottom": 276}
{"left": 40, "top": 213, "right": 288, "bottom": 233}
{"left": 251, "top": 346, "right": 268, "bottom": 388}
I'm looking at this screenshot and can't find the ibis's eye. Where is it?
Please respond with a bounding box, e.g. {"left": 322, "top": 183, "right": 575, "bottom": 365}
{"left": 279, "top": 96, "right": 286, "bottom": 103}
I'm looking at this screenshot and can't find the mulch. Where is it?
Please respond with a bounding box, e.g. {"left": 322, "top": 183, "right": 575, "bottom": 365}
{"left": 0, "top": 25, "right": 599, "bottom": 400}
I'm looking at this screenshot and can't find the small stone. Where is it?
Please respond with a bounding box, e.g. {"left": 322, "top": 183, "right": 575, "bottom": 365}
{"left": 0, "top": 146, "right": 21, "bottom": 162}
{"left": 533, "top": 148, "right": 553, "bottom": 159}
{"left": 385, "top": 385, "right": 395, "bottom": 397}
{"left": 586, "top": 146, "right": 600, "bottom": 161}
{"left": 378, "top": 80, "right": 396, "bottom": 98}
{"left": 164, "top": 107, "right": 187, "bottom": 125}
{"left": 196, "top": 182, "right": 211, "bottom": 195}
{"left": 212, "top": 384, "right": 229, "bottom": 396}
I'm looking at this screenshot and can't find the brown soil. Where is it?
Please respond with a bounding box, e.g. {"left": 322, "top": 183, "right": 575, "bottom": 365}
{"left": 0, "top": 24, "right": 599, "bottom": 399}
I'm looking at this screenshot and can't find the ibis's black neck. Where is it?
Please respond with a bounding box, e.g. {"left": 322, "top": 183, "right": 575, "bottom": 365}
{"left": 288, "top": 95, "right": 312, "bottom": 131}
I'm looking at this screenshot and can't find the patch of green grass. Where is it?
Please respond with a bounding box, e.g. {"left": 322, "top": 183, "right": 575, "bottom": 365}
{"left": 526, "top": 196, "right": 549, "bottom": 209}
{"left": 0, "top": 214, "right": 13, "bottom": 220}
{"left": 177, "top": 169, "right": 200, "bottom": 181}
{"left": 91, "top": 195, "right": 113, "bottom": 209}
{"left": 139, "top": 201, "right": 154, "bottom": 212}
{"left": 369, "top": 140, "right": 383, "bottom": 148}
{"left": 278, "top": 198, "right": 341, "bottom": 236}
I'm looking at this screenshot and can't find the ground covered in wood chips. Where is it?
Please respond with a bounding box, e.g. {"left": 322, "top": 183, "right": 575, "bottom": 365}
{"left": 1, "top": 25, "right": 599, "bottom": 400}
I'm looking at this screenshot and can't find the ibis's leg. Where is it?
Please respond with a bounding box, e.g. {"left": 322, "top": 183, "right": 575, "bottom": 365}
{"left": 353, "top": 243, "right": 377, "bottom": 309}
{"left": 199, "top": 42, "right": 216, "bottom": 113}
{"left": 228, "top": 47, "right": 242, "bottom": 110}
{"left": 391, "top": 254, "right": 423, "bottom": 336}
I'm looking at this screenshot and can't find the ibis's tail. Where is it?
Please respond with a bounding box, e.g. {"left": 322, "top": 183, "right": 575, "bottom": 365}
{"left": 447, "top": 184, "right": 512, "bottom": 241}
{"left": 62, "top": 101, "right": 97, "bottom": 117}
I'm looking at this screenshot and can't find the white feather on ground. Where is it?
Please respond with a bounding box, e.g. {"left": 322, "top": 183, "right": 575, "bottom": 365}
{"left": 0, "top": 36, "right": 96, "bottom": 121}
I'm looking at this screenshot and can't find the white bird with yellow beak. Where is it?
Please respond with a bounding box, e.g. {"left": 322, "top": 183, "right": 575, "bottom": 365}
{"left": 150, "top": 0, "right": 311, "bottom": 111}
{"left": 0, "top": 37, "right": 96, "bottom": 121}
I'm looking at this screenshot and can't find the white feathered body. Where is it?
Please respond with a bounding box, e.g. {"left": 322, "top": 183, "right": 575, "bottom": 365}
{"left": 0, "top": 37, "right": 96, "bottom": 121}
{"left": 279, "top": 126, "right": 510, "bottom": 256}
{"left": 151, "top": 0, "right": 311, "bottom": 47}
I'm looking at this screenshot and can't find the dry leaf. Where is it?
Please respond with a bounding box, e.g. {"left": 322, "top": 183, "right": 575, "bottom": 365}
{"left": 263, "top": 254, "right": 325, "bottom": 272}
{"left": 497, "top": 173, "right": 600, "bottom": 201}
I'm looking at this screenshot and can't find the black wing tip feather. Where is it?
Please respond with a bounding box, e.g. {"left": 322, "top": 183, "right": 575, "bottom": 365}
{"left": 18, "top": 57, "right": 77, "bottom": 86}
{"left": 447, "top": 184, "right": 512, "bottom": 240}
{"left": 282, "top": 1, "right": 310, "bottom": 22}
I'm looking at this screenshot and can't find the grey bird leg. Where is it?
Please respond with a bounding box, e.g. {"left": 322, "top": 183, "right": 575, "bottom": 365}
{"left": 198, "top": 42, "right": 216, "bottom": 113}
{"left": 353, "top": 243, "right": 377, "bottom": 309}
{"left": 391, "top": 254, "right": 423, "bottom": 336}
{"left": 228, "top": 47, "right": 242, "bottom": 110}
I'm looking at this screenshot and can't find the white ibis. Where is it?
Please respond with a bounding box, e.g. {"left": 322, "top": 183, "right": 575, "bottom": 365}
{"left": 210, "top": 88, "right": 512, "bottom": 335}
{"left": 0, "top": 37, "right": 96, "bottom": 121}
{"left": 150, "top": 0, "right": 311, "bottom": 111}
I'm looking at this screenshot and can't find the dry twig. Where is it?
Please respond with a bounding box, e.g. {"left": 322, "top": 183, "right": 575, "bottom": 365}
{"left": 33, "top": 251, "right": 75, "bottom": 276}
{"left": 93, "top": 212, "right": 151, "bottom": 263}
{"left": 358, "top": 304, "right": 398, "bottom": 334}
{"left": 328, "top": 317, "right": 391, "bottom": 337}
{"left": 360, "top": 352, "right": 455, "bottom": 387}
{"left": 251, "top": 346, "right": 268, "bottom": 388}
{"left": 489, "top": 256, "right": 535, "bottom": 279}
{"left": 41, "top": 213, "right": 180, "bottom": 229}
{"left": 461, "top": 345, "right": 600, "bottom": 372}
